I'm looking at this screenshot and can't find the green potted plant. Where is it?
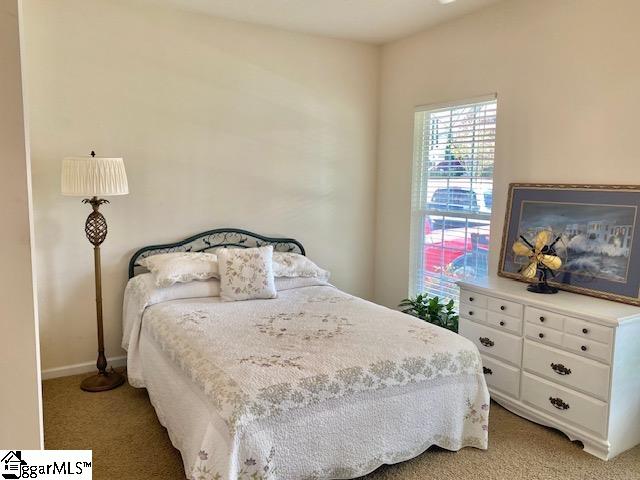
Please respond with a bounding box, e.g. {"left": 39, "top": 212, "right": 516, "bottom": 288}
{"left": 398, "top": 294, "right": 459, "bottom": 332}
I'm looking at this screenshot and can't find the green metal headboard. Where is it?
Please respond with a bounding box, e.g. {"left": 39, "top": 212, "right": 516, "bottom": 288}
{"left": 128, "top": 228, "right": 305, "bottom": 278}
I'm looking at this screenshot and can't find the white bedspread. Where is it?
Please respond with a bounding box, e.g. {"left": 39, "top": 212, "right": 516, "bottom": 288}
{"left": 123, "top": 278, "right": 489, "bottom": 479}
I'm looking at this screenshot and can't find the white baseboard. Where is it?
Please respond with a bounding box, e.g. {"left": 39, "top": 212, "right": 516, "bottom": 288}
{"left": 41, "top": 356, "right": 127, "bottom": 380}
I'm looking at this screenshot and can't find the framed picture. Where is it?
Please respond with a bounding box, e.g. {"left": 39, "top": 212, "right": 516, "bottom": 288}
{"left": 498, "top": 183, "right": 640, "bottom": 306}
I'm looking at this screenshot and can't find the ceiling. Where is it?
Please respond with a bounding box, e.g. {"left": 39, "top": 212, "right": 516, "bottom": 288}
{"left": 147, "top": 0, "right": 504, "bottom": 44}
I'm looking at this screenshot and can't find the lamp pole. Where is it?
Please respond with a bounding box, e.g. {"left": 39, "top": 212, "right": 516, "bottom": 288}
{"left": 79, "top": 195, "right": 125, "bottom": 391}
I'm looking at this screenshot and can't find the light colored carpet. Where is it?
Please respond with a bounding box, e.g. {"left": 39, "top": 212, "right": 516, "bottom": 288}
{"left": 43, "top": 372, "right": 640, "bottom": 479}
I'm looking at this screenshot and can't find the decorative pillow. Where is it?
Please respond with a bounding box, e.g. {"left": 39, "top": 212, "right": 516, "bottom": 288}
{"left": 272, "top": 251, "right": 330, "bottom": 280}
{"left": 217, "top": 246, "right": 277, "bottom": 301}
{"left": 139, "top": 252, "right": 219, "bottom": 287}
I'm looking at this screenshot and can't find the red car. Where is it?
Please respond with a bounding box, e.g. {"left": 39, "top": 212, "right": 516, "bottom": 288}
{"left": 423, "top": 221, "right": 490, "bottom": 274}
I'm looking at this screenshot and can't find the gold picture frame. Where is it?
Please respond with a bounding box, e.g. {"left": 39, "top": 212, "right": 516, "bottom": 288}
{"left": 498, "top": 183, "right": 640, "bottom": 306}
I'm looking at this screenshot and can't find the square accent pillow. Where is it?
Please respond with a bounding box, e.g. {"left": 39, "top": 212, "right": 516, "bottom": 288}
{"left": 218, "top": 246, "right": 277, "bottom": 301}
{"left": 139, "top": 252, "right": 219, "bottom": 287}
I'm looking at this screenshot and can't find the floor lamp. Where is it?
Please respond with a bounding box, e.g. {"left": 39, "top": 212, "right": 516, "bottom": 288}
{"left": 61, "top": 151, "right": 128, "bottom": 392}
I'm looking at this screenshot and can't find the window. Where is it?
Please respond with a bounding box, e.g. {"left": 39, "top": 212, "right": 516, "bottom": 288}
{"left": 409, "top": 96, "right": 497, "bottom": 302}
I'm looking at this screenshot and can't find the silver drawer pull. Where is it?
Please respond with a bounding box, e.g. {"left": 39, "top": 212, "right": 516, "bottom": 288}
{"left": 479, "top": 337, "right": 494, "bottom": 347}
{"left": 549, "top": 397, "right": 570, "bottom": 410}
{"left": 550, "top": 363, "right": 572, "bottom": 375}
{"left": 483, "top": 366, "right": 493, "bottom": 375}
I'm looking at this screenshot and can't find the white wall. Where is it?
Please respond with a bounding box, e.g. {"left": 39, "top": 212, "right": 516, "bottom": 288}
{"left": 24, "top": 0, "right": 640, "bottom": 373}
{"left": 22, "top": 0, "right": 379, "bottom": 371}
{"left": 374, "top": 0, "right": 640, "bottom": 308}
{"left": 0, "top": 0, "right": 43, "bottom": 449}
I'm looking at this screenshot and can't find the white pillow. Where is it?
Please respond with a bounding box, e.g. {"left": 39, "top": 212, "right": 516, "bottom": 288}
{"left": 131, "top": 273, "right": 220, "bottom": 304}
{"left": 139, "top": 252, "right": 219, "bottom": 288}
{"left": 217, "top": 246, "right": 277, "bottom": 302}
{"left": 272, "top": 251, "right": 330, "bottom": 280}
{"left": 274, "top": 276, "right": 330, "bottom": 291}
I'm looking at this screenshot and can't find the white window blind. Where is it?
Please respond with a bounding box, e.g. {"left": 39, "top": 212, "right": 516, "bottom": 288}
{"left": 409, "top": 96, "right": 497, "bottom": 302}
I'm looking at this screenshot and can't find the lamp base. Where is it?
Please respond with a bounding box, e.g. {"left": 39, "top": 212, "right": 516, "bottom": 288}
{"left": 527, "top": 283, "right": 559, "bottom": 294}
{"left": 80, "top": 370, "right": 125, "bottom": 392}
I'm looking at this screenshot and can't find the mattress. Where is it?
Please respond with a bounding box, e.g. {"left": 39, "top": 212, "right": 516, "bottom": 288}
{"left": 123, "top": 278, "right": 489, "bottom": 479}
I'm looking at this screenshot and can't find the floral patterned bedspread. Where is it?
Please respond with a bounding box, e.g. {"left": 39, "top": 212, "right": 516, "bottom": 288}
{"left": 122, "top": 280, "right": 488, "bottom": 478}
{"left": 138, "top": 285, "right": 483, "bottom": 432}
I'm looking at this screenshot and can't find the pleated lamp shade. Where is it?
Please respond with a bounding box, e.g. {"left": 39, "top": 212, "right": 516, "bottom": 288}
{"left": 61, "top": 155, "right": 129, "bottom": 196}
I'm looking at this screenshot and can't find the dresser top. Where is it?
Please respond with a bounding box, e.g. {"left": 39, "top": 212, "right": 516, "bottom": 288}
{"left": 458, "top": 277, "right": 640, "bottom": 326}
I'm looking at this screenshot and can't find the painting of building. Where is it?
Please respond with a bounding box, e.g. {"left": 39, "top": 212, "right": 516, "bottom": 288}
{"left": 509, "top": 201, "right": 637, "bottom": 283}
{"left": 564, "top": 221, "right": 633, "bottom": 256}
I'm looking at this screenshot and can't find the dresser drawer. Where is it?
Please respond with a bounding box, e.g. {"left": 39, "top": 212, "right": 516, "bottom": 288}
{"left": 525, "top": 306, "right": 564, "bottom": 331}
{"left": 459, "top": 305, "right": 487, "bottom": 322}
{"left": 488, "top": 297, "right": 523, "bottom": 319}
{"left": 459, "top": 318, "right": 522, "bottom": 366}
{"left": 563, "top": 334, "right": 612, "bottom": 364}
{"left": 564, "top": 317, "right": 613, "bottom": 345}
{"left": 486, "top": 311, "right": 522, "bottom": 335}
{"left": 523, "top": 340, "right": 610, "bottom": 401}
{"left": 525, "top": 323, "right": 563, "bottom": 348}
{"left": 460, "top": 290, "right": 488, "bottom": 309}
{"left": 521, "top": 373, "right": 608, "bottom": 436}
{"left": 481, "top": 354, "right": 520, "bottom": 398}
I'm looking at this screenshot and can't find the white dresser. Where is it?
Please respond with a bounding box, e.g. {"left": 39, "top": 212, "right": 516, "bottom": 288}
{"left": 457, "top": 277, "right": 640, "bottom": 459}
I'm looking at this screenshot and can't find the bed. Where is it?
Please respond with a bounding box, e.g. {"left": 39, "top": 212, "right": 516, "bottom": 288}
{"left": 122, "top": 229, "right": 489, "bottom": 480}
